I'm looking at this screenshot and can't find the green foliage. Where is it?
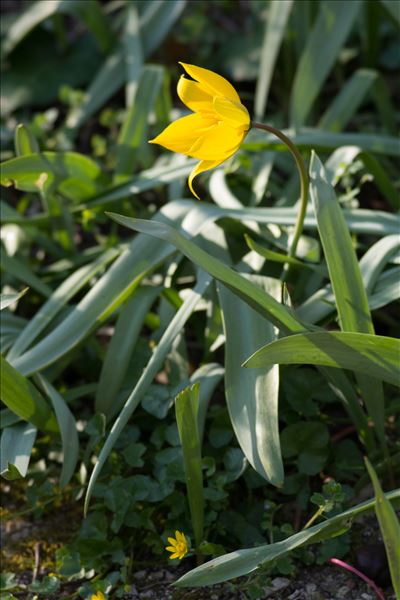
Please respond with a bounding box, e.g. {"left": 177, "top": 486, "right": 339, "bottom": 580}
{"left": 1, "top": 0, "right": 399, "bottom": 597}
{"left": 365, "top": 458, "right": 400, "bottom": 597}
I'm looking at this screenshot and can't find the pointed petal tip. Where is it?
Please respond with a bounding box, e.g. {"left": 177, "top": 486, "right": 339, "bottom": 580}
{"left": 188, "top": 175, "right": 201, "bottom": 200}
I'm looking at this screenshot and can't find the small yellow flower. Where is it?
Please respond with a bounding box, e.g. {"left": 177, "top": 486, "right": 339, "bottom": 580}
{"left": 91, "top": 592, "right": 105, "bottom": 600}
{"left": 165, "top": 530, "right": 189, "bottom": 560}
{"left": 149, "top": 62, "right": 250, "bottom": 198}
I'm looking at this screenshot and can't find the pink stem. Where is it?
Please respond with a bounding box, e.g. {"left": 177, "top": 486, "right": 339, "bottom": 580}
{"left": 329, "top": 558, "right": 385, "bottom": 600}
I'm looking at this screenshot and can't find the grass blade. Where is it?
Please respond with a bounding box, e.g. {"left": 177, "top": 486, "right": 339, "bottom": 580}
{"left": 0, "top": 355, "right": 58, "bottom": 433}
{"left": 218, "top": 277, "right": 283, "bottom": 486}
{"left": 254, "top": 0, "right": 293, "bottom": 120}
{"left": 318, "top": 69, "right": 377, "bottom": 132}
{"left": 10, "top": 201, "right": 208, "bottom": 376}
{"left": 36, "top": 375, "right": 79, "bottom": 487}
{"left": 0, "top": 422, "right": 37, "bottom": 480}
{"left": 174, "top": 489, "right": 400, "bottom": 587}
{"left": 175, "top": 383, "right": 204, "bottom": 549}
{"left": 95, "top": 286, "right": 160, "bottom": 417}
{"left": 310, "top": 152, "right": 385, "bottom": 441}
{"left": 106, "top": 213, "right": 305, "bottom": 334}
{"left": 8, "top": 249, "right": 119, "bottom": 361}
{"left": 123, "top": 3, "right": 143, "bottom": 107}
{"left": 0, "top": 288, "right": 28, "bottom": 311}
{"left": 1, "top": 249, "right": 52, "bottom": 298}
{"left": 84, "top": 271, "right": 212, "bottom": 515}
{"left": 290, "top": 0, "right": 362, "bottom": 127}
{"left": 244, "top": 331, "right": 399, "bottom": 387}
{"left": 365, "top": 457, "right": 400, "bottom": 597}
{"left": 114, "top": 65, "right": 164, "bottom": 181}
{"left": 245, "top": 129, "right": 400, "bottom": 157}
{"left": 380, "top": 0, "right": 400, "bottom": 25}
{"left": 14, "top": 123, "right": 39, "bottom": 155}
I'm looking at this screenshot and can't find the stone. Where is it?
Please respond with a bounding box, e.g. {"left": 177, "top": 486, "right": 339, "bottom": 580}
{"left": 134, "top": 570, "right": 147, "bottom": 580}
{"left": 272, "top": 577, "right": 290, "bottom": 590}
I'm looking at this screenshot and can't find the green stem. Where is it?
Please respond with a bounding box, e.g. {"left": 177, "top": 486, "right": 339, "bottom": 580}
{"left": 302, "top": 505, "right": 325, "bottom": 530}
{"left": 252, "top": 122, "right": 309, "bottom": 260}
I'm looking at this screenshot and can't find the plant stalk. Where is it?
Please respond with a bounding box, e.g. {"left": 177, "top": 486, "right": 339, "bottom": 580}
{"left": 252, "top": 122, "right": 309, "bottom": 261}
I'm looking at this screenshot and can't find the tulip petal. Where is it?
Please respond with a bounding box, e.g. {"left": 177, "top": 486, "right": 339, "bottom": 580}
{"left": 177, "top": 76, "right": 214, "bottom": 113}
{"left": 213, "top": 97, "right": 250, "bottom": 128}
{"left": 188, "top": 159, "right": 224, "bottom": 199}
{"left": 149, "top": 114, "right": 216, "bottom": 155}
{"left": 179, "top": 62, "right": 240, "bottom": 103}
{"left": 188, "top": 121, "right": 245, "bottom": 160}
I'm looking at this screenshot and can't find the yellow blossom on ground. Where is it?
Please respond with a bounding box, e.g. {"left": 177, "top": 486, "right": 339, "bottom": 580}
{"left": 165, "top": 530, "right": 189, "bottom": 560}
{"left": 149, "top": 62, "right": 250, "bottom": 198}
{"left": 91, "top": 592, "right": 105, "bottom": 600}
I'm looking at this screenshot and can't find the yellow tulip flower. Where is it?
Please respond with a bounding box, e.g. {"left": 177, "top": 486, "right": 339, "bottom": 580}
{"left": 165, "top": 530, "right": 189, "bottom": 560}
{"left": 149, "top": 62, "right": 250, "bottom": 198}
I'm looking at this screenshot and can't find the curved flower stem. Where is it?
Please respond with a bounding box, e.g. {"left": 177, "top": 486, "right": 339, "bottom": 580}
{"left": 329, "top": 558, "right": 385, "bottom": 600}
{"left": 251, "top": 122, "right": 309, "bottom": 261}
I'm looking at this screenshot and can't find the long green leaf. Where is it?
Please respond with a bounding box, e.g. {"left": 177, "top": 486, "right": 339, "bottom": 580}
{"left": 245, "top": 235, "right": 325, "bottom": 275}
{"left": 3, "top": 0, "right": 112, "bottom": 55}
{"left": 290, "top": 0, "right": 362, "bottom": 127}
{"left": 66, "top": 47, "right": 124, "bottom": 129}
{"left": 0, "top": 422, "right": 37, "bottom": 480}
{"left": 360, "top": 234, "right": 400, "bottom": 293}
{"left": 370, "top": 268, "right": 400, "bottom": 311}
{"left": 175, "top": 384, "right": 204, "bottom": 548}
{"left": 84, "top": 270, "right": 212, "bottom": 515}
{"left": 218, "top": 277, "right": 283, "bottom": 486}
{"left": 174, "top": 489, "right": 400, "bottom": 587}
{"left": 245, "top": 129, "right": 400, "bottom": 157}
{"left": 189, "top": 363, "right": 224, "bottom": 443}
{"left": 298, "top": 236, "right": 400, "bottom": 324}
{"left": 365, "top": 458, "right": 400, "bottom": 597}
{"left": 3, "top": 191, "right": 398, "bottom": 238}
{"left": 0, "top": 355, "right": 58, "bottom": 432}
{"left": 318, "top": 69, "right": 377, "bottom": 132}
{"left": 325, "top": 146, "right": 399, "bottom": 210}
{"left": 310, "top": 152, "right": 374, "bottom": 334}
{"left": 95, "top": 286, "right": 160, "bottom": 417}
{"left": 104, "top": 212, "right": 377, "bottom": 447}
{"left": 106, "top": 213, "right": 305, "bottom": 334}
{"left": 36, "top": 376, "right": 79, "bottom": 487}
{"left": 8, "top": 248, "right": 119, "bottom": 361}
{"left": 0, "top": 408, "right": 21, "bottom": 429}
{"left": 115, "top": 65, "right": 164, "bottom": 181}
{"left": 0, "top": 288, "right": 28, "bottom": 311}
{"left": 9, "top": 202, "right": 211, "bottom": 376}
{"left": 66, "top": 0, "right": 185, "bottom": 128}
{"left": 244, "top": 331, "right": 399, "bottom": 387}
{"left": 14, "top": 124, "right": 40, "bottom": 156}
{"left": 310, "top": 152, "right": 385, "bottom": 440}
{"left": 254, "top": 0, "right": 293, "bottom": 119}
{"left": 1, "top": 312, "right": 27, "bottom": 354}
{"left": 123, "top": 3, "right": 143, "bottom": 107}
{"left": 1, "top": 249, "right": 52, "bottom": 298}
{"left": 380, "top": 0, "right": 400, "bottom": 25}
